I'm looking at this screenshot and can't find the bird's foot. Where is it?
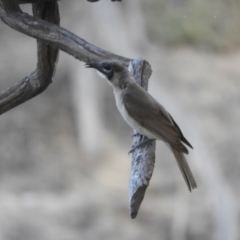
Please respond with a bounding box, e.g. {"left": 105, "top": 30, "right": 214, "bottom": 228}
{"left": 131, "top": 133, "right": 141, "bottom": 138}
{"left": 128, "top": 138, "right": 154, "bottom": 154}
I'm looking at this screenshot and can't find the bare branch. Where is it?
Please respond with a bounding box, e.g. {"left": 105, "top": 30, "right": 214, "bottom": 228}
{"left": 0, "top": 0, "right": 129, "bottom": 114}
{"left": 18, "top": 0, "right": 59, "bottom": 4}
{"left": 128, "top": 59, "right": 156, "bottom": 219}
{"left": 0, "top": 0, "right": 156, "bottom": 218}
{"left": 0, "top": 1, "right": 59, "bottom": 114}
{"left": 87, "top": 0, "right": 121, "bottom": 2}
{"left": 0, "top": 0, "right": 130, "bottom": 66}
{"left": 18, "top": 0, "right": 121, "bottom": 4}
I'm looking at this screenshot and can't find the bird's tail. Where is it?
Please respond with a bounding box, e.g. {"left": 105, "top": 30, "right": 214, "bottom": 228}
{"left": 171, "top": 146, "right": 197, "bottom": 191}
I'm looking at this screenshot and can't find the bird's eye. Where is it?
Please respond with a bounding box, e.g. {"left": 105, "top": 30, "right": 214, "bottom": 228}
{"left": 103, "top": 66, "right": 112, "bottom": 71}
{"left": 101, "top": 64, "right": 113, "bottom": 80}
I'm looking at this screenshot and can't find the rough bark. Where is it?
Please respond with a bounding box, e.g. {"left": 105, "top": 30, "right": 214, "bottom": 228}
{"left": 0, "top": 0, "right": 59, "bottom": 114}
{"left": 0, "top": 0, "right": 131, "bottom": 114}
{"left": 0, "top": 0, "right": 155, "bottom": 218}
{"left": 128, "top": 59, "right": 155, "bottom": 219}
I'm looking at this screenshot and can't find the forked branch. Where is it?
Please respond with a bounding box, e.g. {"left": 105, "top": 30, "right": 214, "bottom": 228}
{"left": 0, "top": 1, "right": 59, "bottom": 114}
{"left": 0, "top": 0, "right": 155, "bottom": 218}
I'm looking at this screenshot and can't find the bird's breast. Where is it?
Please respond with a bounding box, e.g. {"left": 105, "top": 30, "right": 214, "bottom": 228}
{"left": 113, "top": 89, "right": 158, "bottom": 139}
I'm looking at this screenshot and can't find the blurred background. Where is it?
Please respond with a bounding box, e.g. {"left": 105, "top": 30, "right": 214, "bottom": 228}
{"left": 0, "top": 0, "right": 239, "bottom": 239}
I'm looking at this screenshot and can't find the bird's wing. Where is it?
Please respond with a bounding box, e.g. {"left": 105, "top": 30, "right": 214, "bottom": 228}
{"left": 123, "top": 83, "right": 180, "bottom": 142}
{"left": 123, "top": 83, "right": 192, "bottom": 153}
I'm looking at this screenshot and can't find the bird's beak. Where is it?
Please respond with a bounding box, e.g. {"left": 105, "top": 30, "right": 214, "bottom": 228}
{"left": 85, "top": 62, "right": 107, "bottom": 79}
{"left": 85, "top": 62, "right": 101, "bottom": 70}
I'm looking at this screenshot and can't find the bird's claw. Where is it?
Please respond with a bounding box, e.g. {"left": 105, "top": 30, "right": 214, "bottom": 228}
{"left": 131, "top": 133, "right": 140, "bottom": 138}
{"left": 128, "top": 138, "right": 154, "bottom": 155}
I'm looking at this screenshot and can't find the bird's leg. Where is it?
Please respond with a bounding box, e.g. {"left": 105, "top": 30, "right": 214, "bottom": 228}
{"left": 129, "top": 138, "right": 155, "bottom": 154}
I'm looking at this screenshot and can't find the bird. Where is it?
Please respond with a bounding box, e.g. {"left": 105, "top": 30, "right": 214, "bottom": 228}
{"left": 85, "top": 60, "right": 197, "bottom": 191}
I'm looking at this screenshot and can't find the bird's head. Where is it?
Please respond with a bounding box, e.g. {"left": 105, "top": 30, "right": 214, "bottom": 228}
{"left": 86, "top": 60, "right": 125, "bottom": 80}
{"left": 86, "top": 60, "right": 132, "bottom": 89}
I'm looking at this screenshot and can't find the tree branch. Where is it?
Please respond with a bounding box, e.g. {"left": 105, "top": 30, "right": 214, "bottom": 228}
{"left": 18, "top": 0, "right": 59, "bottom": 4}
{"left": 128, "top": 59, "right": 155, "bottom": 219}
{"left": 18, "top": 0, "right": 121, "bottom": 4}
{"left": 0, "top": 1, "right": 59, "bottom": 114}
{"left": 0, "top": 0, "right": 155, "bottom": 218}
{"left": 87, "top": 0, "right": 121, "bottom": 2}
{"left": 0, "top": 0, "right": 130, "bottom": 114}
{"left": 0, "top": 0, "right": 130, "bottom": 66}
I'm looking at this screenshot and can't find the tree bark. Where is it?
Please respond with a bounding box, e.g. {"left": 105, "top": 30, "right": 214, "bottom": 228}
{"left": 18, "top": 0, "right": 58, "bottom": 4}
{"left": 128, "top": 59, "right": 155, "bottom": 219}
{"left": 0, "top": 0, "right": 59, "bottom": 114}
{"left": 0, "top": 0, "right": 155, "bottom": 218}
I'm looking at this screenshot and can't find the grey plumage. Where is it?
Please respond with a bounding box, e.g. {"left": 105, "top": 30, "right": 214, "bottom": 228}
{"left": 86, "top": 60, "right": 197, "bottom": 191}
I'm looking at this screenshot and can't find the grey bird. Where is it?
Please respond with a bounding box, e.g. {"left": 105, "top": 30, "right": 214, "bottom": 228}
{"left": 86, "top": 60, "right": 197, "bottom": 191}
